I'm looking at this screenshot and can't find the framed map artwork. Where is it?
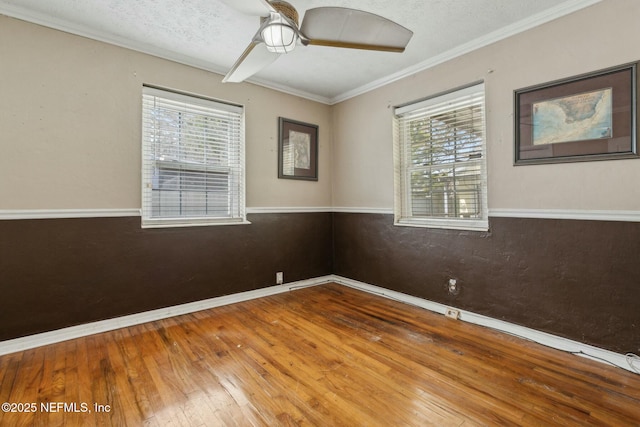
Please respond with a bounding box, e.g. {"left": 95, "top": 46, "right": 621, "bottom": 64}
{"left": 278, "top": 117, "right": 318, "bottom": 180}
{"left": 514, "top": 62, "right": 638, "bottom": 165}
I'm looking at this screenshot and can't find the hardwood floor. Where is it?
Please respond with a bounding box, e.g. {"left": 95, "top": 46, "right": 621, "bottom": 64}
{"left": 1, "top": 283, "right": 639, "bottom": 426}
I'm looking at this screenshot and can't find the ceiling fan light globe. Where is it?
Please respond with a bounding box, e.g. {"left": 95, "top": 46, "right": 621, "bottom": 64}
{"left": 262, "top": 23, "right": 296, "bottom": 53}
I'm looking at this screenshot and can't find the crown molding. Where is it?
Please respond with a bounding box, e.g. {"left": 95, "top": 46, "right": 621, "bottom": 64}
{"left": 329, "top": 0, "right": 602, "bottom": 104}
{"left": 1, "top": 0, "right": 601, "bottom": 106}
{"left": 242, "top": 77, "right": 333, "bottom": 105}
{"left": 0, "top": 3, "right": 330, "bottom": 104}
{"left": 0, "top": 4, "right": 224, "bottom": 76}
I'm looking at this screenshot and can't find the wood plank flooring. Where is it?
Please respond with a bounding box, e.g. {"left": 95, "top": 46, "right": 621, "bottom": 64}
{"left": 1, "top": 283, "right": 639, "bottom": 426}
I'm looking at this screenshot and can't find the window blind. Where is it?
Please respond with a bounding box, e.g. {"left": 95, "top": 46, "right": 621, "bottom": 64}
{"left": 394, "top": 83, "right": 488, "bottom": 231}
{"left": 141, "top": 87, "right": 246, "bottom": 228}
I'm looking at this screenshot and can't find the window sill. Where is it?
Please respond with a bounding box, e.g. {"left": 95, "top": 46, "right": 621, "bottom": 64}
{"left": 394, "top": 217, "right": 489, "bottom": 232}
{"left": 141, "top": 218, "right": 251, "bottom": 229}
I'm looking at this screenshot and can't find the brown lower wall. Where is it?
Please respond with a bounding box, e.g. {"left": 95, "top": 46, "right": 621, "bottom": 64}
{"left": 0, "top": 212, "right": 333, "bottom": 341}
{"left": 332, "top": 213, "right": 640, "bottom": 355}
{"left": 2, "top": 211, "right": 638, "bottom": 355}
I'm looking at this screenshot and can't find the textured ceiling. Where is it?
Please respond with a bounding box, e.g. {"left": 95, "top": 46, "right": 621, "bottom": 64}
{"left": 0, "top": 0, "right": 600, "bottom": 104}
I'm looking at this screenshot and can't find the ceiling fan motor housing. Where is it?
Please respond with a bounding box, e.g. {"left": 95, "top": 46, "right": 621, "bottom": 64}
{"left": 223, "top": 1, "right": 413, "bottom": 83}
{"left": 267, "top": 1, "right": 299, "bottom": 25}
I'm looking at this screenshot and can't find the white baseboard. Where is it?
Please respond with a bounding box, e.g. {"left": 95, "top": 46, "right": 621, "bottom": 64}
{"left": 328, "top": 275, "right": 639, "bottom": 374}
{"left": 1, "top": 273, "right": 637, "bottom": 375}
{"left": 0, "top": 275, "right": 333, "bottom": 356}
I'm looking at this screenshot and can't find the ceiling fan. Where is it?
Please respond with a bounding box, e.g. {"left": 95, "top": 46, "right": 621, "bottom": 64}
{"left": 220, "top": 0, "right": 413, "bottom": 83}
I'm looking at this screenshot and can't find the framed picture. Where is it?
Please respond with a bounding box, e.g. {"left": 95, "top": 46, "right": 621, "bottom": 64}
{"left": 278, "top": 117, "right": 318, "bottom": 180}
{"left": 514, "top": 62, "right": 638, "bottom": 165}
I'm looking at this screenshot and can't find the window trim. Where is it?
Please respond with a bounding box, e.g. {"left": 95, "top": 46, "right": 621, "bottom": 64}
{"left": 141, "top": 86, "right": 249, "bottom": 228}
{"left": 393, "top": 82, "right": 489, "bottom": 231}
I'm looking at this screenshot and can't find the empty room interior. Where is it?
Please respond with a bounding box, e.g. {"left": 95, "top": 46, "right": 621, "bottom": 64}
{"left": 1, "top": 0, "right": 640, "bottom": 425}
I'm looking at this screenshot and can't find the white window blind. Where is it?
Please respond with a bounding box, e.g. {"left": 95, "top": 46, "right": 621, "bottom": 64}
{"left": 141, "top": 87, "right": 247, "bottom": 228}
{"left": 394, "top": 83, "right": 488, "bottom": 231}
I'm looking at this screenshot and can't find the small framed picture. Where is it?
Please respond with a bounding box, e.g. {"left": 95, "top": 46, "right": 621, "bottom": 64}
{"left": 278, "top": 117, "right": 318, "bottom": 180}
{"left": 514, "top": 62, "right": 638, "bottom": 165}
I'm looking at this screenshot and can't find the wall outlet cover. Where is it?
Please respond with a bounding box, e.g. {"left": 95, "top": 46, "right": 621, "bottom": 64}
{"left": 445, "top": 308, "right": 460, "bottom": 320}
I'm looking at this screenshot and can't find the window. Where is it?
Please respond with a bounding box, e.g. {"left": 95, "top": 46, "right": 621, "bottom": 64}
{"left": 141, "top": 86, "right": 247, "bottom": 228}
{"left": 394, "top": 83, "right": 488, "bottom": 231}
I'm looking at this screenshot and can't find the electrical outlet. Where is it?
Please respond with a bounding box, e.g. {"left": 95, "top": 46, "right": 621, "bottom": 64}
{"left": 276, "top": 272, "right": 283, "bottom": 285}
{"left": 445, "top": 308, "right": 460, "bottom": 320}
{"left": 448, "top": 278, "right": 458, "bottom": 294}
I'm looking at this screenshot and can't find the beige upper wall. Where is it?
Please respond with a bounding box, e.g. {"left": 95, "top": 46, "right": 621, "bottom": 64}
{"left": 332, "top": 0, "right": 640, "bottom": 212}
{"left": 3, "top": 0, "right": 640, "bottom": 214}
{"left": 0, "top": 15, "right": 332, "bottom": 211}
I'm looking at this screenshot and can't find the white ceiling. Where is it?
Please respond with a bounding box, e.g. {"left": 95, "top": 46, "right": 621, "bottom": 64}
{"left": 0, "top": 0, "right": 600, "bottom": 104}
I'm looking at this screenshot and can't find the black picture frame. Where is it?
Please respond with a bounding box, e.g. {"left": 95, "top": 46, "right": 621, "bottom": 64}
{"left": 278, "top": 117, "right": 318, "bottom": 180}
{"left": 514, "top": 62, "right": 638, "bottom": 165}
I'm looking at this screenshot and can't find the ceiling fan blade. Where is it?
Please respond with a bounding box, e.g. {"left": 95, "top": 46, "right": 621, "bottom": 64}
{"left": 222, "top": 41, "right": 280, "bottom": 83}
{"left": 305, "top": 39, "right": 406, "bottom": 53}
{"left": 218, "top": 0, "right": 275, "bottom": 16}
{"left": 300, "top": 7, "right": 413, "bottom": 53}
